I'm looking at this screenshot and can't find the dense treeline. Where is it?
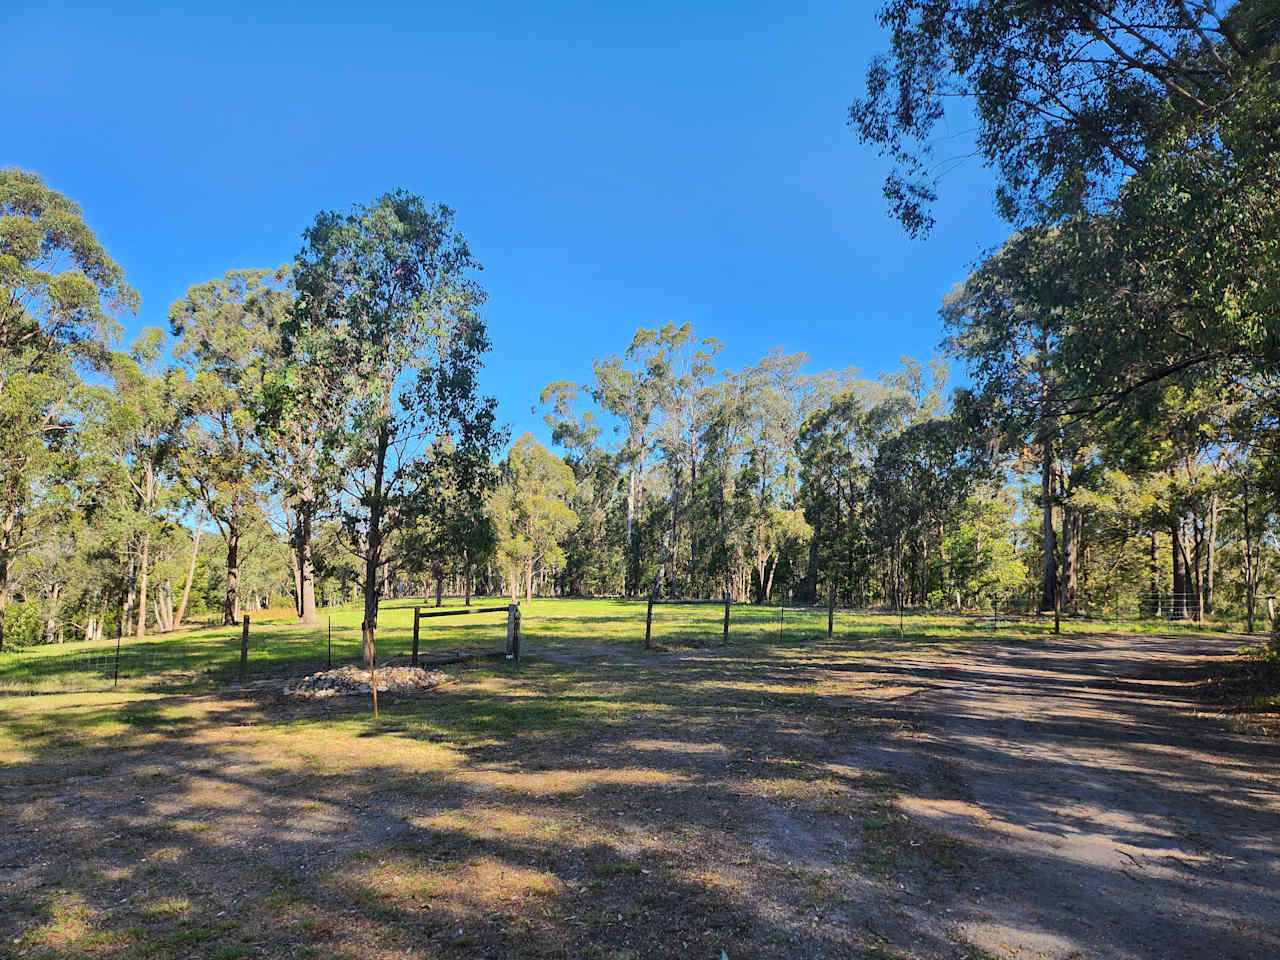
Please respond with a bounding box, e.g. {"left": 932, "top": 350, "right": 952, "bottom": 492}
{"left": 2, "top": 2, "right": 1277, "bottom": 648}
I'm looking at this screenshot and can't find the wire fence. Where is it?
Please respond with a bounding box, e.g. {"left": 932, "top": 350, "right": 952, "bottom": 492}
{"left": 0, "top": 603, "right": 518, "bottom": 695}
{"left": 2, "top": 593, "right": 1268, "bottom": 694}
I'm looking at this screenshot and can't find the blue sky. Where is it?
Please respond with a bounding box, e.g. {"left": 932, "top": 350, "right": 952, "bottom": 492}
{"left": 7, "top": 0, "right": 1007, "bottom": 447}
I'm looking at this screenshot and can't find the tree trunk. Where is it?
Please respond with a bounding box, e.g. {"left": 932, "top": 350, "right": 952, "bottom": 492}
{"left": 1171, "top": 519, "right": 1187, "bottom": 619}
{"left": 362, "top": 423, "right": 391, "bottom": 664}
{"left": 670, "top": 463, "right": 680, "bottom": 597}
{"left": 1243, "top": 477, "right": 1256, "bottom": 633}
{"left": 1061, "top": 504, "right": 1081, "bottom": 613}
{"left": 1188, "top": 513, "right": 1205, "bottom": 622}
{"left": 524, "top": 559, "right": 534, "bottom": 603}
{"left": 223, "top": 526, "right": 240, "bottom": 627}
{"left": 1040, "top": 441, "right": 1057, "bottom": 611}
{"left": 1204, "top": 491, "right": 1218, "bottom": 616}
{"left": 625, "top": 466, "right": 636, "bottom": 596}
{"left": 0, "top": 557, "right": 8, "bottom": 653}
{"left": 175, "top": 512, "right": 203, "bottom": 630}
{"left": 122, "top": 553, "right": 136, "bottom": 639}
{"left": 136, "top": 528, "right": 151, "bottom": 638}
{"left": 464, "top": 550, "right": 472, "bottom": 606}
{"left": 289, "top": 526, "right": 303, "bottom": 618}
{"left": 298, "top": 505, "right": 317, "bottom": 625}
{"left": 45, "top": 582, "right": 62, "bottom": 644}
{"left": 1148, "top": 529, "right": 1161, "bottom": 616}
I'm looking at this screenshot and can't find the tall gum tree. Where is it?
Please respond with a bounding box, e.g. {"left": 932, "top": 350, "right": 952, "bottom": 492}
{"left": 169, "top": 271, "right": 278, "bottom": 625}
{"left": 0, "top": 168, "right": 137, "bottom": 649}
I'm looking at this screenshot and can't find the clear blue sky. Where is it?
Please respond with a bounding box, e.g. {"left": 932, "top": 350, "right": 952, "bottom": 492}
{"left": 8, "top": 0, "right": 1007, "bottom": 446}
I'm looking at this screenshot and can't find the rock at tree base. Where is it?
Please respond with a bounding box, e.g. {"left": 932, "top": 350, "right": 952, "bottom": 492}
{"left": 285, "top": 665, "right": 452, "bottom": 698}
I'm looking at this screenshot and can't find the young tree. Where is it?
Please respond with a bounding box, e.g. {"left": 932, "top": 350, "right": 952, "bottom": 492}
{"left": 290, "top": 191, "right": 499, "bottom": 660}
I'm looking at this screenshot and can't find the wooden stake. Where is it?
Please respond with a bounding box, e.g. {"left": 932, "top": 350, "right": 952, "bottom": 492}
{"left": 722, "top": 593, "right": 730, "bottom": 644}
{"left": 827, "top": 583, "right": 835, "bottom": 639}
{"left": 644, "top": 593, "right": 654, "bottom": 649}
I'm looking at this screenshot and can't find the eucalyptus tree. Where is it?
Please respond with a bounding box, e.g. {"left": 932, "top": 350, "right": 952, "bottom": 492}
{"left": 0, "top": 168, "right": 137, "bottom": 649}
{"left": 942, "top": 226, "right": 1096, "bottom": 609}
{"left": 852, "top": 0, "right": 1279, "bottom": 423}
{"left": 290, "top": 191, "right": 499, "bottom": 657}
{"left": 488, "top": 434, "right": 578, "bottom": 601}
{"left": 589, "top": 335, "right": 661, "bottom": 595}
{"left": 169, "top": 270, "right": 280, "bottom": 624}
{"left": 798, "top": 386, "right": 912, "bottom": 605}
{"left": 102, "top": 330, "right": 187, "bottom": 637}
{"left": 641, "top": 323, "right": 721, "bottom": 595}
{"left": 539, "top": 381, "right": 624, "bottom": 595}
{"left": 247, "top": 267, "right": 335, "bottom": 625}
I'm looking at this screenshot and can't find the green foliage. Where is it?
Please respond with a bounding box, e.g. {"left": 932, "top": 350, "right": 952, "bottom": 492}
{"left": 290, "top": 191, "right": 501, "bottom": 633}
{"left": 489, "top": 434, "right": 579, "bottom": 600}
{"left": 0, "top": 169, "right": 137, "bottom": 649}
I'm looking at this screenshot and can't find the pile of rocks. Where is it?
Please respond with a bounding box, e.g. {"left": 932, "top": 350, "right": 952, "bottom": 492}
{"left": 285, "top": 664, "right": 452, "bottom": 699}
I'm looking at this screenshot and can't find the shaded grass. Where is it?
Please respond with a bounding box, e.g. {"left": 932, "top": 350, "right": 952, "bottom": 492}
{"left": 1197, "top": 643, "right": 1280, "bottom": 735}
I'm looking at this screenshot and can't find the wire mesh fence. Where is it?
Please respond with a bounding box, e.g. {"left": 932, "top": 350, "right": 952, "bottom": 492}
{"left": 0, "top": 602, "right": 517, "bottom": 694}
{"left": 628, "top": 592, "right": 1271, "bottom": 649}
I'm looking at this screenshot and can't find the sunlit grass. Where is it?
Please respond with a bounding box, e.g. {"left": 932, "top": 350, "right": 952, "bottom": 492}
{"left": 0, "top": 595, "right": 1248, "bottom": 696}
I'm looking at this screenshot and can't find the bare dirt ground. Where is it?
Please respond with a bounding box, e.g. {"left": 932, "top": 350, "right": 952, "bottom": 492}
{"left": 2, "top": 628, "right": 1277, "bottom": 959}
{"left": 834, "top": 632, "right": 1280, "bottom": 959}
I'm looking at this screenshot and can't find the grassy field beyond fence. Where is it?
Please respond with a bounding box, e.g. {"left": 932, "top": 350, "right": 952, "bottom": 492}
{"left": 1, "top": 596, "right": 1255, "bottom": 695}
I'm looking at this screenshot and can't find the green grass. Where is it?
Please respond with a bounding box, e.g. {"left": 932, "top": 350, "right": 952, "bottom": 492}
{"left": 0, "top": 595, "right": 1246, "bottom": 695}
{"left": 0, "top": 597, "right": 509, "bottom": 693}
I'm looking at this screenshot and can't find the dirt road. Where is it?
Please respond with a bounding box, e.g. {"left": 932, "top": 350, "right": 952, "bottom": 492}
{"left": 855, "top": 631, "right": 1280, "bottom": 959}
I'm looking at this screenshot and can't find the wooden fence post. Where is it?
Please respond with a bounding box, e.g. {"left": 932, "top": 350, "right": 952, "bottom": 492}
{"left": 412, "top": 607, "right": 421, "bottom": 666}
{"left": 827, "top": 583, "right": 835, "bottom": 639}
{"left": 239, "top": 614, "right": 249, "bottom": 682}
{"left": 512, "top": 604, "right": 521, "bottom": 667}
{"left": 506, "top": 604, "right": 516, "bottom": 658}
{"left": 722, "top": 594, "right": 730, "bottom": 644}
{"left": 644, "top": 593, "right": 654, "bottom": 649}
